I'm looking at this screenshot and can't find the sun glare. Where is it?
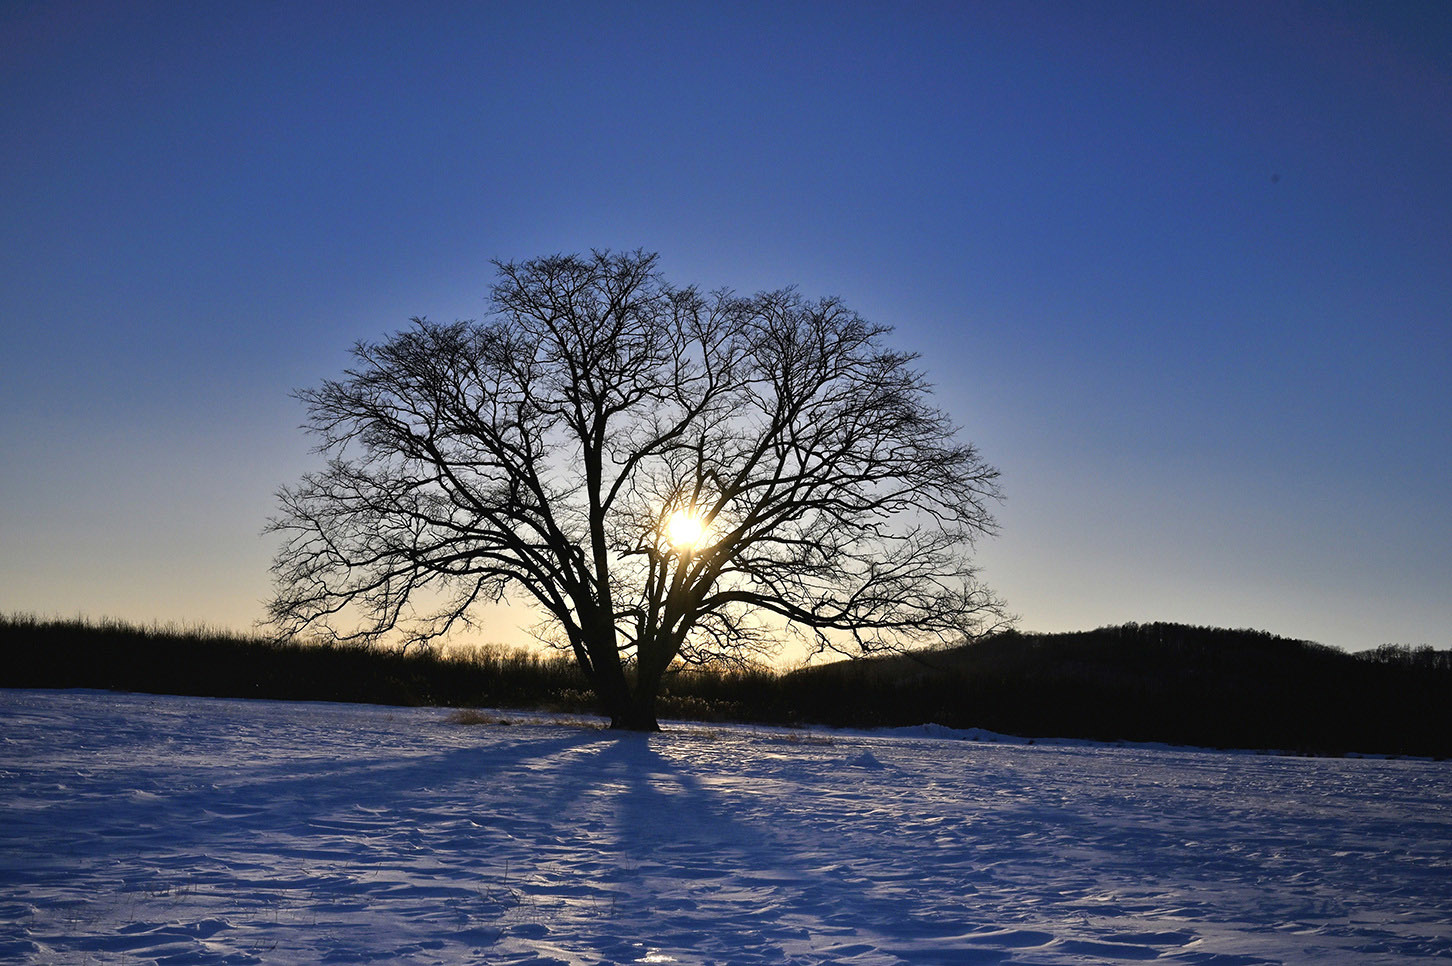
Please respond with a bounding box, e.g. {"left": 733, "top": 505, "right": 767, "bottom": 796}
{"left": 665, "top": 509, "right": 709, "bottom": 551}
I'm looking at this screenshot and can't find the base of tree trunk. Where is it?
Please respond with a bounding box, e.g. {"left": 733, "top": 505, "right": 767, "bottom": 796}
{"left": 607, "top": 710, "right": 662, "bottom": 732}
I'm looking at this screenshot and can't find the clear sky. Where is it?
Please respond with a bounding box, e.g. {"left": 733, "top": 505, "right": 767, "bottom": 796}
{"left": 3, "top": 1, "right": 1448, "bottom": 656}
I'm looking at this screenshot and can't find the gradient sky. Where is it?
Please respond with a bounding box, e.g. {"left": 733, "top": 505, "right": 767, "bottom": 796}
{"left": 3, "top": 1, "right": 1448, "bottom": 656}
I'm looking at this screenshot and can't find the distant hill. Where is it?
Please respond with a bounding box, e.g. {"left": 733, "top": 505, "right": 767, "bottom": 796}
{"left": 780, "top": 623, "right": 1452, "bottom": 757}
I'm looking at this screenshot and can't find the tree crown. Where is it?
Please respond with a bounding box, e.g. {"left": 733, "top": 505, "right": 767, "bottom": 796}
{"left": 268, "top": 251, "right": 1007, "bottom": 690}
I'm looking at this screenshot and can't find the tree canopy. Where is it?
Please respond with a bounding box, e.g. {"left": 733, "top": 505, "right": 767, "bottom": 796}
{"left": 267, "top": 251, "right": 1007, "bottom": 729}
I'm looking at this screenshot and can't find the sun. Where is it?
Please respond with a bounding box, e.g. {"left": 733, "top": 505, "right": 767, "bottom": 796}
{"left": 665, "top": 509, "right": 710, "bottom": 552}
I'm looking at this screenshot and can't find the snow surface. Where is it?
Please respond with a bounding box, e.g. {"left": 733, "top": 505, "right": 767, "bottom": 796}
{"left": 2, "top": 690, "right": 1450, "bottom": 965}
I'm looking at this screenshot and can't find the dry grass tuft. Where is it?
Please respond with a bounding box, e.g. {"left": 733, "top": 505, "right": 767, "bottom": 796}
{"left": 764, "top": 731, "right": 836, "bottom": 746}
{"left": 446, "top": 709, "right": 513, "bottom": 726}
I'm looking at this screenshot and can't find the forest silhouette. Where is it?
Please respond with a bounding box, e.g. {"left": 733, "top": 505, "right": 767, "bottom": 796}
{"left": 4, "top": 615, "right": 1446, "bottom": 758}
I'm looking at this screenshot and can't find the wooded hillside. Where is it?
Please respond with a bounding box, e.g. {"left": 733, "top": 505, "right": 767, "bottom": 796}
{"left": 4, "top": 616, "right": 1446, "bottom": 756}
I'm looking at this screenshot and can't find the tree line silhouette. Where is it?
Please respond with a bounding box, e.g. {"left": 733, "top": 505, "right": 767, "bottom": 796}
{"left": 4, "top": 615, "right": 1447, "bottom": 757}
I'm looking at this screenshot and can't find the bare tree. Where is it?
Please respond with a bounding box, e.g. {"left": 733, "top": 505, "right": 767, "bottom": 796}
{"left": 267, "top": 251, "right": 1007, "bottom": 729}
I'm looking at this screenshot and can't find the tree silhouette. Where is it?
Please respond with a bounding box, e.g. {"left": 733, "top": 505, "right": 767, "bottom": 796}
{"left": 267, "top": 251, "right": 1007, "bottom": 729}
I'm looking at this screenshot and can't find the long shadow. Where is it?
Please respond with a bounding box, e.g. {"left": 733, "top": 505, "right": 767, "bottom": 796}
{"left": 2, "top": 699, "right": 664, "bottom": 965}
{"left": 3, "top": 697, "right": 1021, "bottom": 963}
{"left": 560, "top": 733, "right": 989, "bottom": 964}
{"left": 0, "top": 717, "right": 615, "bottom": 919}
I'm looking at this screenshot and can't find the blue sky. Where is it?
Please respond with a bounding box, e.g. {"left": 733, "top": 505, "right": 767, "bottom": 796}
{"left": 3, "top": 1, "right": 1448, "bottom": 654}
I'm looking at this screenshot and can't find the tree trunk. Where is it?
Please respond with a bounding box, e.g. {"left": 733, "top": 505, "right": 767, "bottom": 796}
{"left": 576, "top": 633, "right": 661, "bottom": 731}
{"left": 608, "top": 691, "right": 661, "bottom": 732}
{"left": 594, "top": 674, "right": 659, "bottom": 730}
{"left": 588, "top": 662, "right": 656, "bottom": 730}
{"left": 611, "top": 643, "right": 670, "bottom": 732}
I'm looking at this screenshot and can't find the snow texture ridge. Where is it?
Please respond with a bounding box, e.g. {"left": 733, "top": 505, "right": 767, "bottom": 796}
{"left": 2, "top": 689, "right": 1450, "bottom": 965}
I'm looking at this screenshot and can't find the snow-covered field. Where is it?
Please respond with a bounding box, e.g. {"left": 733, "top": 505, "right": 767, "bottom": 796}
{"left": 2, "top": 690, "right": 1449, "bottom": 965}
